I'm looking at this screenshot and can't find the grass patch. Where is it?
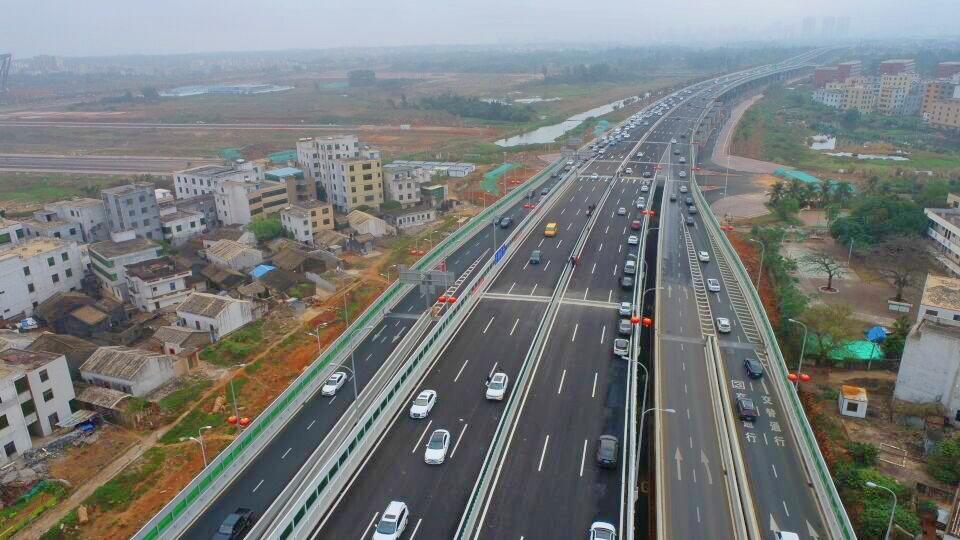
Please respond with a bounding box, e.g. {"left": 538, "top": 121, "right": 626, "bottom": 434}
{"left": 158, "top": 410, "right": 225, "bottom": 445}
{"left": 0, "top": 172, "right": 134, "bottom": 206}
{"left": 198, "top": 321, "right": 265, "bottom": 367}
{"left": 38, "top": 508, "right": 78, "bottom": 540}
{"left": 286, "top": 282, "right": 315, "bottom": 299}
{"left": 158, "top": 380, "right": 213, "bottom": 415}
{"left": 86, "top": 447, "right": 166, "bottom": 512}
{"left": 0, "top": 481, "right": 69, "bottom": 540}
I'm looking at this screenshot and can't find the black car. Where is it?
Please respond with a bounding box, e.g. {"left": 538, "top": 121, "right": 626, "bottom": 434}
{"left": 620, "top": 275, "right": 634, "bottom": 290}
{"left": 736, "top": 397, "right": 758, "bottom": 422}
{"left": 684, "top": 197, "right": 694, "bottom": 206}
{"left": 499, "top": 216, "right": 513, "bottom": 229}
{"left": 596, "top": 435, "right": 619, "bottom": 468}
{"left": 669, "top": 193, "right": 677, "bottom": 202}
{"left": 744, "top": 358, "right": 765, "bottom": 379}
{"left": 642, "top": 171, "right": 653, "bottom": 179}
{"left": 213, "top": 508, "right": 255, "bottom": 540}
{"left": 685, "top": 216, "right": 695, "bottom": 226}
{"left": 540, "top": 187, "right": 549, "bottom": 196}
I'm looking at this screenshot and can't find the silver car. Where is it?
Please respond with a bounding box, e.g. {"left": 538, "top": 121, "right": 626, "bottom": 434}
{"left": 716, "top": 317, "right": 732, "bottom": 333}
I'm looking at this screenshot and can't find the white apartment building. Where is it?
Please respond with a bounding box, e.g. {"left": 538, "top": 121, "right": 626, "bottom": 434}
{"left": 0, "top": 349, "right": 75, "bottom": 462}
{"left": 124, "top": 256, "right": 193, "bottom": 313}
{"left": 0, "top": 239, "right": 85, "bottom": 321}
{"left": 296, "top": 135, "right": 384, "bottom": 212}
{"left": 101, "top": 183, "right": 162, "bottom": 240}
{"left": 173, "top": 162, "right": 262, "bottom": 200}
{"left": 279, "top": 201, "right": 334, "bottom": 246}
{"left": 88, "top": 231, "right": 162, "bottom": 302}
{"left": 215, "top": 178, "right": 289, "bottom": 226}
{"left": 0, "top": 219, "right": 25, "bottom": 250}
{"left": 176, "top": 292, "right": 256, "bottom": 342}
{"left": 812, "top": 87, "right": 844, "bottom": 109}
{"left": 383, "top": 164, "right": 432, "bottom": 207}
{"left": 160, "top": 208, "right": 206, "bottom": 246}
{"left": 926, "top": 207, "right": 960, "bottom": 277}
{"left": 44, "top": 198, "right": 109, "bottom": 243}
{"left": 21, "top": 210, "right": 84, "bottom": 244}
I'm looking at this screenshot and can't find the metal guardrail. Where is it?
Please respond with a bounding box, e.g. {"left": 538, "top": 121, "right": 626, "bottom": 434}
{"left": 267, "top": 159, "right": 582, "bottom": 539}
{"left": 135, "top": 157, "right": 563, "bottom": 540}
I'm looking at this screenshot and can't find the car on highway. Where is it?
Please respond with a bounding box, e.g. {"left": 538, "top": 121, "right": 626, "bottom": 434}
{"left": 678, "top": 170, "right": 687, "bottom": 178}
{"left": 688, "top": 206, "right": 698, "bottom": 215}
{"left": 642, "top": 171, "right": 652, "bottom": 178}
{"left": 617, "top": 207, "right": 626, "bottom": 216}
{"left": 625, "top": 167, "right": 633, "bottom": 174}
{"left": 685, "top": 216, "right": 695, "bottom": 226}
{"left": 706, "top": 278, "right": 721, "bottom": 292}
{"left": 744, "top": 358, "right": 765, "bottom": 379}
{"left": 544, "top": 222, "right": 558, "bottom": 237}
{"left": 698, "top": 251, "right": 710, "bottom": 262}
{"left": 635, "top": 199, "right": 645, "bottom": 210}
{"left": 321, "top": 372, "right": 347, "bottom": 396}
{"left": 618, "top": 302, "right": 632, "bottom": 317}
{"left": 631, "top": 220, "right": 641, "bottom": 231}
{"left": 716, "top": 317, "right": 732, "bottom": 333}
{"left": 596, "top": 435, "right": 620, "bottom": 468}
{"left": 774, "top": 532, "right": 801, "bottom": 540}
{"left": 669, "top": 193, "right": 677, "bottom": 202}
{"left": 736, "top": 397, "right": 758, "bottom": 422}
{"left": 409, "top": 390, "right": 437, "bottom": 419}
{"left": 679, "top": 185, "right": 688, "bottom": 193}
{"left": 591, "top": 172, "right": 599, "bottom": 180}
{"left": 590, "top": 521, "right": 617, "bottom": 540}
{"left": 424, "top": 429, "right": 451, "bottom": 465}
{"left": 529, "top": 249, "right": 542, "bottom": 264}
{"left": 620, "top": 275, "right": 634, "bottom": 290}
{"left": 627, "top": 235, "right": 638, "bottom": 245}
{"left": 670, "top": 138, "right": 677, "bottom": 144}
{"left": 212, "top": 508, "right": 254, "bottom": 540}
{"left": 373, "top": 501, "right": 409, "bottom": 540}
{"left": 618, "top": 318, "right": 633, "bottom": 336}
{"left": 673, "top": 149, "right": 681, "bottom": 155}
{"left": 684, "top": 197, "right": 694, "bottom": 206}
{"left": 523, "top": 202, "right": 535, "bottom": 209}
{"left": 635, "top": 152, "right": 644, "bottom": 158}
{"left": 540, "top": 187, "right": 549, "bottom": 196}
{"left": 613, "top": 338, "right": 629, "bottom": 358}
{"left": 624, "top": 260, "right": 636, "bottom": 275}
{"left": 679, "top": 156, "right": 687, "bottom": 163}
{"left": 498, "top": 216, "right": 513, "bottom": 229}
{"left": 485, "top": 372, "right": 509, "bottom": 401}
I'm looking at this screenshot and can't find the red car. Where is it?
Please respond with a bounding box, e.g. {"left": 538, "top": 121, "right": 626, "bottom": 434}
{"left": 523, "top": 203, "right": 535, "bottom": 209}
{"left": 630, "top": 220, "right": 641, "bottom": 231}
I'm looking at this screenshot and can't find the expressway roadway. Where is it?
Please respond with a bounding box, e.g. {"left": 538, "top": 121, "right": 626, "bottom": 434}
{"left": 0, "top": 153, "right": 219, "bottom": 174}
{"left": 181, "top": 171, "right": 568, "bottom": 539}
{"left": 656, "top": 99, "right": 826, "bottom": 537}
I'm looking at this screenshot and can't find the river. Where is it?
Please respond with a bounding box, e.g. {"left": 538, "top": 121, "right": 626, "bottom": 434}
{"left": 494, "top": 96, "right": 637, "bottom": 147}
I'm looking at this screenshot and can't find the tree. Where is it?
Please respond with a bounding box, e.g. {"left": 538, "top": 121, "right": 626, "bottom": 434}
{"left": 927, "top": 436, "right": 960, "bottom": 485}
{"left": 916, "top": 179, "right": 950, "bottom": 208}
{"left": 141, "top": 86, "right": 161, "bottom": 101}
{"left": 799, "top": 304, "right": 860, "bottom": 365}
{"left": 248, "top": 215, "right": 284, "bottom": 243}
{"left": 773, "top": 196, "right": 800, "bottom": 221}
{"left": 870, "top": 236, "right": 934, "bottom": 302}
{"left": 841, "top": 108, "right": 861, "bottom": 127}
{"left": 881, "top": 316, "right": 911, "bottom": 359}
{"left": 830, "top": 196, "right": 927, "bottom": 246}
{"left": 846, "top": 441, "right": 879, "bottom": 467}
{"left": 347, "top": 69, "right": 377, "bottom": 87}
{"left": 801, "top": 249, "right": 844, "bottom": 291}
{"left": 834, "top": 180, "right": 855, "bottom": 208}
{"left": 768, "top": 181, "right": 786, "bottom": 206}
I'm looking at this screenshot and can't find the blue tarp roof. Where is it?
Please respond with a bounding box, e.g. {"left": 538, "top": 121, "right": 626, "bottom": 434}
{"left": 866, "top": 326, "right": 889, "bottom": 342}
{"left": 251, "top": 265, "right": 276, "bottom": 278}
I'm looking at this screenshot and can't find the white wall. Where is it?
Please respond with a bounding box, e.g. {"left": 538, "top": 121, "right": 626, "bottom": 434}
{"left": 0, "top": 376, "right": 31, "bottom": 463}
{"left": 0, "top": 241, "right": 85, "bottom": 320}
{"left": 26, "top": 355, "right": 74, "bottom": 435}
{"left": 894, "top": 323, "right": 960, "bottom": 424}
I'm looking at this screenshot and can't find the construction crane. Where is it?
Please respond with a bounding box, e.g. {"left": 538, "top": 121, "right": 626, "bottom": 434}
{"left": 0, "top": 54, "right": 11, "bottom": 95}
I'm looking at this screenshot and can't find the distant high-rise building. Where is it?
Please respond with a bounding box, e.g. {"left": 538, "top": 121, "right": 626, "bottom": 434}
{"left": 801, "top": 17, "right": 817, "bottom": 39}
{"left": 879, "top": 59, "right": 916, "bottom": 75}
{"left": 821, "top": 16, "right": 836, "bottom": 38}
{"left": 937, "top": 62, "right": 960, "bottom": 78}
{"left": 837, "top": 16, "right": 852, "bottom": 37}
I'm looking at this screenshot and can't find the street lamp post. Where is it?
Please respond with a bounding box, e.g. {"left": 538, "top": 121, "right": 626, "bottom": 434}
{"left": 183, "top": 425, "right": 213, "bottom": 467}
{"left": 748, "top": 238, "right": 766, "bottom": 288}
{"left": 639, "top": 406, "right": 676, "bottom": 453}
{"left": 865, "top": 481, "right": 897, "bottom": 540}
{"left": 787, "top": 318, "right": 808, "bottom": 390}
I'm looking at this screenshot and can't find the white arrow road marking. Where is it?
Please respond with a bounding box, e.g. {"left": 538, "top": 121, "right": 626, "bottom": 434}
{"left": 700, "top": 450, "right": 713, "bottom": 484}
{"left": 674, "top": 448, "right": 683, "bottom": 481}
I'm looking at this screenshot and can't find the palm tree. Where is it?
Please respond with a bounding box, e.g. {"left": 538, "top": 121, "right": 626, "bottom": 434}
{"left": 816, "top": 178, "right": 834, "bottom": 208}
{"left": 864, "top": 175, "right": 882, "bottom": 196}
{"left": 834, "top": 181, "right": 854, "bottom": 208}
{"left": 769, "top": 181, "right": 786, "bottom": 206}
{"left": 786, "top": 178, "right": 806, "bottom": 203}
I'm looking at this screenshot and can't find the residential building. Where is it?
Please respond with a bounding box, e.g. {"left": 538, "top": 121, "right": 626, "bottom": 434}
{"left": 27, "top": 332, "right": 98, "bottom": 379}
{"left": 836, "top": 60, "right": 862, "bottom": 80}
{"left": 33, "top": 292, "right": 126, "bottom": 339}
{"left": 0, "top": 348, "right": 75, "bottom": 462}
{"left": 163, "top": 193, "right": 217, "bottom": 231}
{"left": 840, "top": 77, "right": 879, "bottom": 113}
{"left": 205, "top": 239, "right": 263, "bottom": 271}
{"left": 159, "top": 207, "right": 206, "bottom": 246}
{"left": 894, "top": 275, "right": 960, "bottom": 424}
{"left": 44, "top": 198, "right": 109, "bottom": 243}
{"left": 949, "top": 193, "right": 960, "bottom": 209}
{"left": 296, "top": 135, "right": 384, "bottom": 212}
{"left": 214, "top": 177, "right": 289, "bottom": 226}
{"left": 813, "top": 67, "right": 840, "bottom": 88}
{"left": 922, "top": 79, "right": 957, "bottom": 118}
{"left": 101, "top": 182, "right": 162, "bottom": 240}
{"left": 0, "top": 219, "right": 25, "bottom": 250}
{"left": 176, "top": 292, "right": 256, "bottom": 342}
{"left": 938, "top": 62, "right": 960, "bottom": 79}
{"left": 879, "top": 59, "right": 915, "bottom": 75}
{"left": 383, "top": 164, "right": 432, "bottom": 207}
{"left": 280, "top": 201, "right": 333, "bottom": 245}
{"left": 266, "top": 166, "right": 315, "bottom": 203}
{"left": 812, "top": 86, "right": 844, "bottom": 109}
{"left": 88, "top": 232, "right": 161, "bottom": 302}
{"left": 149, "top": 325, "right": 210, "bottom": 356}
{"left": 21, "top": 209, "right": 84, "bottom": 243}
{"left": 0, "top": 239, "right": 85, "bottom": 321}
{"left": 296, "top": 134, "right": 360, "bottom": 198}
{"left": 926, "top": 207, "right": 960, "bottom": 276}
{"left": 80, "top": 346, "right": 186, "bottom": 397}
{"left": 173, "top": 162, "right": 262, "bottom": 201}
{"left": 383, "top": 204, "right": 438, "bottom": 231}
{"left": 124, "top": 256, "right": 193, "bottom": 313}
{"left": 926, "top": 98, "right": 960, "bottom": 130}
{"left": 347, "top": 210, "right": 394, "bottom": 238}
{"left": 877, "top": 73, "right": 922, "bottom": 115}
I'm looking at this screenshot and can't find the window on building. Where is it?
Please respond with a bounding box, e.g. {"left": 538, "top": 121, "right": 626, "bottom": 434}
{"left": 169, "top": 282, "right": 176, "bottom": 291}
{"left": 954, "top": 314, "right": 960, "bottom": 322}
{"left": 27, "top": 283, "right": 34, "bottom": 293}
{"left": 51, "top": 273, "right": 59, "bottom": 284}
{"left": 0, "top": 415, "right": 7, "bottom": 430}
{"left": 69, "top": 228, "right": 76, "bottom": 235}
{"left": 139, "top": 195, "right": 146, "bottom": 202}
{"left": 22, "top": 266, "right": 29, "bottom": 276}
{"left": 38, "top": 369, "right": 48, "bottom": 383}
{"left": 46, "top": 257, "right": 54, "bottom": 267}
{"left": 61, "top": 252, "right": 69, "bottom": 262}
{"left": 20, "top": 399, "right": 34, "bottom": 416}
{"left": 128, "top": 209, "right": 136, "bottom": 217}
{"left": 926, "top": 309, "right": 939, "bottom": 316}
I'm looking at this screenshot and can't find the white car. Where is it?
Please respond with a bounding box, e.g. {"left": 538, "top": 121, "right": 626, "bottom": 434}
{"left": 486, "top": 372, "right": 509, "bottom": 401}
{"left": 409, "top": 389, "right": 437, "bottom": 419}
{"left": 373, "top": 501, "right": 409, "bottom": 540}
{"left": 625, "top": 167, "right": 633, "bottom": 174}
{"left": 618, "top": 302, "right": 633, "bottom": 317}
{"left": 640, "top": 185, "right": 649, "bottom": 193}
{"left": 321, "top": 372, "right": 347, "bottom": 396}
{"left": 613, "top": 338, "right": 629, "bottom": 358}
{"left": 679, "top": 185, "right": 688, "bottom": 193}
{"left": 617, "top": 207, "right": 627, "bottom": 216}
{"left": 670, "top": 138, "right": 678, "bottom": 144}
{"left": 424, "top": 429, "right": 450, "bottom": 465}
{"left": 635, "top": 200, "right": 645, "bottom": 210}
{"left": 590, "top": 521, "right": 617, "bottom": 540}
{"left": 591, "top": 173, "right": 599, "bottom": 180}
{"left": 627, "top": 235, "right": 639, "bottom": 245}
{"left": 678, "top": 170, "right": 687, "bottom": 178}
{"left": 716, "top": 317, "right": 732, "bottom": 333}
{"left": 707, "top": 278, "right": 721, "bottom": 292}
{"left": 698, "top": 251, "right": 710, "bottom": 262}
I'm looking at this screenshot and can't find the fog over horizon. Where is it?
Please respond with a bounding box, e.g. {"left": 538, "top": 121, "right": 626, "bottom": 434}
{"left": 4, "top": 0, "right": 960, "bottom": 58}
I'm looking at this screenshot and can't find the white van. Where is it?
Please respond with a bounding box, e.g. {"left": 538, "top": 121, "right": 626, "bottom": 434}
{"left": 624, "top": 260, "right": 636, "bottom": 275}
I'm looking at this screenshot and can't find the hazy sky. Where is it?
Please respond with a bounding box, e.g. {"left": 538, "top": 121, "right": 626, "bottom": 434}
{"left": 5, "top": 0, "right": 959, "bottom": 58}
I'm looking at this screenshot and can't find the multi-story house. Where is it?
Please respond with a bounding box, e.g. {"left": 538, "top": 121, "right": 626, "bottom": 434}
{"left": 280, "top": 201, "right": 334, "bottom": 246}
{"left": 0, "top": 239, "right": 85, "bottom": 320}
{"left": 101, "top": 183, "right": 162, "bottom": 240}
{"left": 160, "top": 208, "right": 207, "bottom": 246}
{"left": 88, "top": 231, "right": 161, "bottom": 302}
{"left": 173, "top": 162, "right": 262, "bottom": 200}
{"left": 43, "top": 198, "right": 108, "bottom": 243}
{"left": 0, "top": 219, "right": 25, "bottom": 250}
{"left": 214, "top": 178, "right": 290, "bottom": 226}
{"left": 21, "top": 210, "right": 84, "bottom": 243}
{"left": 124, "top": 256, "right": 193, "bottom": 313}
{"left": 383, "top": 164, "right": 432, "bottom": 207}
{"left": 296, "top": 135, "right": 384, "bottom": 212}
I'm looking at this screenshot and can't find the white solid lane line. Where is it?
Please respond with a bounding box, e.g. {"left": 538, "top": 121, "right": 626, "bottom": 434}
{"left": 412, "top": 420, "right": 433, "bottom": 453}
{"left": 599, "top": 326, "right": 606, "bottom": 344}
{"left": 307, "top": 419, "right": 316, "bottom": 430}
{"left": 508, "top": 282, "right": 516, "bottom": 295}
{"left": 557, "top": 369, "right": 567, "bottom": 394}
{"left": 281, "top": 447, "right": 292, "bottom": 460}
{"left": 580, "top": 439, "right": 588, "bottom": 477}
{"left": 451, "top": 423, "right": 469, "bottom": 457}
{"left": 510, "top": 318, "right": 519, "bottom": 336}
{"left": 454, "top": 359, "right": 469, "bottom": 382}
{"left": 483, "top": 316, "right": 495, "bottom": 334}
{"left": 537, "top": 435, "right": 550, "bottom": 472}
{"left": 592, "top": 372, "right": 598, "bottom": 398}
{"left": 328, "top": 395, "right": 337, "bottom": 404}
{"left": 538, "top": 238, "right": 544, "bottom": 247}
{"left": 252, "top": 479, "right": 264, "bottom": 493}
{"left": 771, "top": 464, "right": 779, "bottom": 478}
{"left": 361, "top": 513, "right": 380, "bottom": 540}
{"left": 543, "top": 260, "right": 551, "bottom": 272}
{"left": 531, "top": 284, "right": 538, "bottom": 296}
{"left": 598, "top": 242, "right": 603, "bottom": 252}
{"left": 571, "top": 323, "right": 579, "bottom": 342}
{"left": 409, "top": 518, "right": 424, "bottom": 540}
